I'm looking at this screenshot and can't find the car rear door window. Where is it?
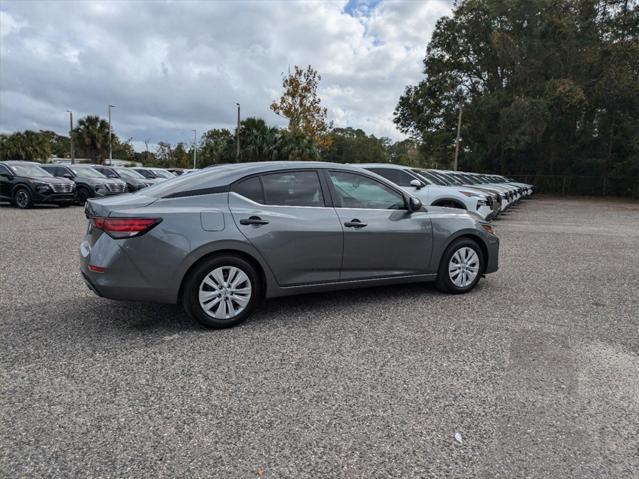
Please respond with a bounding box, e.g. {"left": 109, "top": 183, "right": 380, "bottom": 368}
{"left": 328, "top": 171, "right": 405, "bottom": 209}
{"left": 232, "top": 176, "right": 265, "bottom": 204}
{"left": 261, "top": 171, "right": 324, "bottom": 207}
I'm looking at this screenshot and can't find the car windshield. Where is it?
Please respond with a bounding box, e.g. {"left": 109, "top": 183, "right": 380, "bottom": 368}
{"left": 116, "top": 168, "right": 145, "bottom": 179}
{"left": 8, "top": 164, "right": 52, "bottom": 177}
{"left": 441, "top": 173, "right": 464, "bottom": 185}
{"left": 413, "top": 169, "right": 446, "bottom": 186}
{"left": 152, "top": 169, "right": 174, "bottom": 179}
{"left": 71, "top": 166, "right": 105, "bottom": 178}
{"left": 135, "top": 169, "right": 157, "bottom": 178}
{"left": 460, "top": 174, "right": 480, "bottom": 184}
{"left": 426, "top": 171, "right": 454, "bottom": 185}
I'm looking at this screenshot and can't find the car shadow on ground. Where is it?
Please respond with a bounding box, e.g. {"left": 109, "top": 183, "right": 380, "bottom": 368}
{"left": 48, "top": 281, "right": 445, "bottom": 340}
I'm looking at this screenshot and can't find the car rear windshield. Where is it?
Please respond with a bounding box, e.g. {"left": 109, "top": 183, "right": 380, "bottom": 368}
{"left": 139, "top": 168, "right": 227, "bottom": 198}
{"left": 7, "top": 164, "right": 52, "bottom": 177}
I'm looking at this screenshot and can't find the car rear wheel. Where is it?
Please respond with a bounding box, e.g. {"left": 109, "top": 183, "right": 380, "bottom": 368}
{"left": 435, "top": 238, "right": 484, "bottom": 294}
{"left": 183, "top": 255, "right": 261, "bottom": 328}
{"left": 13, "top": 188, "right": 33, "bottom": 209}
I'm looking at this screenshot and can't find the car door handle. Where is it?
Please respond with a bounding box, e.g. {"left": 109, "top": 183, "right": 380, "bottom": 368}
{"left": 240, "top": 216, "right": 269, "bottom": 226}
{"left": 344, "top": 219, "right": 367, "bottom": 228}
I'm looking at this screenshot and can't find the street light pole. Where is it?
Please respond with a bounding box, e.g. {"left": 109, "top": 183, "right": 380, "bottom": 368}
{"left": 108, "top": 104, "right": 115, "bottom": 164}
{"left": 192, "top": 129, "right": 197, "bottom": 169}
{"left": 144, "top": 138, "right": 150, "bottom": 164}
{"left": 66, "top": 110, "right": 75, "bottom": 164}
{"left": 236, "top": 102, "right": 240, "bottom": 162}
{"left": 453, "top": 97, "right": 463, "bottom": 171}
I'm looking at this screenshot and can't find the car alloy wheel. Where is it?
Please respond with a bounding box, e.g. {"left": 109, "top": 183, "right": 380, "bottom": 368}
{"left": 198, "top": 266, "right": 252, "bottom": 320}
{"left": 448, "top": 246, "right": 480, "bottom": 288}
{"left": 436, "top": 237, "right": 484, "bottom": 294}
{"left": 14, "top": 189, "right": 32, "bottom": 209}
{"left": 77, "top": 188, "right": 89, "bottom": 205}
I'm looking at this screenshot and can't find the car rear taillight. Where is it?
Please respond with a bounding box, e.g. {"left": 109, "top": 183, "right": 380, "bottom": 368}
{"left": 91, "top": 217, "right": 161, "bottom": 239}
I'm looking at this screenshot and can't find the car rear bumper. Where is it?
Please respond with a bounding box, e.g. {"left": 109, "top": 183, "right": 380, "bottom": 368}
{"left": 79, "top": 236, "right": 176, "bottom": 304}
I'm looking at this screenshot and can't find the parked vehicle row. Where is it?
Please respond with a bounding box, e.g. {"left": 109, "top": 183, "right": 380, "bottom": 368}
{"left": 0, "top": 161, "right": 76, "bottom": 208}
{"left": 0, "top": 161, "right": 180, "bottom": 209}
{"left": 81, "top": 161, "right": 501, "bottom": 329}
{"left": 355, "top": 164, "right": 533, "bottom": 220}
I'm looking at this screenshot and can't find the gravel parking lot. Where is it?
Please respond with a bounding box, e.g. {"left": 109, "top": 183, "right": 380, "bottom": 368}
{"left": 1, "top": 197, "right": 638, "bottom": 478}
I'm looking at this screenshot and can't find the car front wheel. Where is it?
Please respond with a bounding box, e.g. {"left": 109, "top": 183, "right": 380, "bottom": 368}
{"left": 436, "top": 238, "right": 484, "bottom": 294}
{"left": 183, "top": 255, "right": 261, "bottom": 328}
{"left": 76, "top": 187, "right": 90, "bottom": 205}
{"left": 13, "top": 187, "right": 33, "bottom": 209}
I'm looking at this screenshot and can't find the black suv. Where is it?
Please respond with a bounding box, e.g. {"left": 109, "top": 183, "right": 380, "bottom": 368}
{"left": 90, "top": 165, "right": 153, "bottom": 192}
{"left": 0, "top": 161, "right": 76, "bottom": 208}
{"left": 41, "top": 164, "right": 127, "bottom": 204}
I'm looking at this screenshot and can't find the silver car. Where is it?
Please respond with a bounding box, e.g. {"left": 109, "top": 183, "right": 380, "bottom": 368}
{"left": 80, "top": 162, "right": 499, "bottom": 328}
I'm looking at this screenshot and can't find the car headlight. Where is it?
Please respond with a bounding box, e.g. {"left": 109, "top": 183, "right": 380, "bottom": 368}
{"left": 480, "top": 223, "right": 495, "bottom": 235}
{"left": 34, "top": 182, "right": 51, "bottom": 192}
{"left": 460, "top": 191, "right": 481, "bottom": 198}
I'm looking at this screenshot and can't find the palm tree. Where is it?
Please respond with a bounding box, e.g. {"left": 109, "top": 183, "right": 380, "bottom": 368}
{"left": 0, "top": 131, "right": 50, "bottom": 161}
{"left": 239, "top": 118, "right": 279, "bottom": 162}
{"left": 73, "top": 115, "right": 110, "bottom": 162}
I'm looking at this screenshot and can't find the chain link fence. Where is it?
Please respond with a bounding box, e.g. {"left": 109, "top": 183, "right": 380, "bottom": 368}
{"left": 509, "top": 175, "right": 639, "bottom": 198}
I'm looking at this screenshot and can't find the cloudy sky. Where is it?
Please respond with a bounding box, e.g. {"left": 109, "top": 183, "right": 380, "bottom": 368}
{"left": 0, "top": 0, "right": 452, "bottom": 151}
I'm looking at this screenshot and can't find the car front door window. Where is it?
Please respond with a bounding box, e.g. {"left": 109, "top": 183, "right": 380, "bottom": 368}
{"left": 328, "top": 171, "right": 404, "bottom": 209}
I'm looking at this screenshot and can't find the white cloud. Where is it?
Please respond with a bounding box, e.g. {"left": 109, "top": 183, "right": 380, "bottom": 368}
{"left": 0, "top": 0, "right": 452, "bottom": 148}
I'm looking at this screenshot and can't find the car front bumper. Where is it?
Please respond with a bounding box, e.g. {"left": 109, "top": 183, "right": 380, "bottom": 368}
{"left": 34, "top": 191, "right": 76, "bottom": 204}
{"left": 484, "top": 234, "right": 499, "bottom": 274}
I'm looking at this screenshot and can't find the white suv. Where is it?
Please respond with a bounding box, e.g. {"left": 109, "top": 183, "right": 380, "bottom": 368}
{"left": 358, "top": 163, "right": 499, "bottom": 220}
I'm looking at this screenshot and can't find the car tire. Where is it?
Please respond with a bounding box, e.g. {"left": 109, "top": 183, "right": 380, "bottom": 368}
{"left": 435, "top": 237, "right": 484, "bottom": 294}
{"left": 76, "top": 187, "right": 90, "bottom": 205}
{"left": 182, "top": 255, "right": 261, "bottom": 329}
{"left": 13, "top": 187, "right": 33, "bottom": 209}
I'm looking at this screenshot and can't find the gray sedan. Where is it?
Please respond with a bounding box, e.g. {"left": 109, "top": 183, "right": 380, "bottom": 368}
{"left": 80, "top": 162, "right": 499, "bottom": 328}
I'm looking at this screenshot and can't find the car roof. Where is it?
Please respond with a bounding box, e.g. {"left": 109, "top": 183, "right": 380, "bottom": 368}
{"left": 1, "top": 160, "right": 42, "bottom": 165}
{"left": 142, "top": 161, "right": 404, "bottom": 196}
{"left": 355, "top": 163, "right": 411, "bottom": 170}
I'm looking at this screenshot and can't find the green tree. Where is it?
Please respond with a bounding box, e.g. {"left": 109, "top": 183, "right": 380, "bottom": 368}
{"left": 239, "top": 117, "right": 280, "bottom": 162}
{"left": 322, "top": 127, "right": 388, "bottom": 164}
{"left": 112, "top": 136, "right": 136, "bottom": 161}
{"left": 198, "top": 129, "right": 235, "bottom": 166}
{"left": 174, "top": 142, "right": 190, "bottom": 169}
{"left": 0, "top": 131, "right": 51, "bottom": 161}
{"left": 155, "top": 142, "right": 174, "bottom": 166}
{"left": 277, "top": 131, "right": 321, "bottom": 161}
{"left": 395, "top": 0, "right": 639, "bottom": 177}
{"left": 270, "top": 65, "right": 332, "bottom": 150}
{"left": 73, "top": 115, "right": 111, "bottom": 162}
{"left": 39, "top": 130, "right": 70, "bottom": 158}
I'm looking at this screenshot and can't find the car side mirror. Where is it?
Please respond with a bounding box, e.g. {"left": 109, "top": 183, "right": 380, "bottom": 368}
{"left": 408, "top": 196, "right": 423, "bottom": 212}
{"left": 63, "top": 173, "right": 73, "bottom": 179}
{"left": 410, "top": 179, "right": 423, "bottom": 189}
{"left": 1, "top": 173, "right": 13, "bottom": 180}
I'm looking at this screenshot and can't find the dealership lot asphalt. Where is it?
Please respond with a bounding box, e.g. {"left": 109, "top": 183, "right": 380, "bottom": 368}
{"left": 1, "top": 197, "right": 638, "bottom": 478}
